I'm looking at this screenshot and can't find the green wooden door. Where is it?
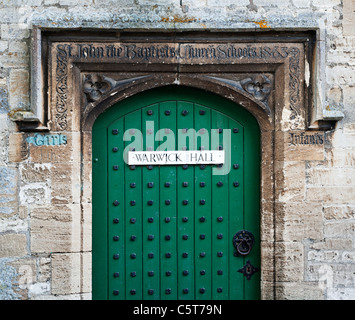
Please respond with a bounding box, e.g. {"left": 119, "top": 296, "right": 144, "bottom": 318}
{"left": 92, "top": 87, "right": 260, "bottom": 300}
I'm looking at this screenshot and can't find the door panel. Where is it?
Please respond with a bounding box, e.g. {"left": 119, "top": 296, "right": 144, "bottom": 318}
{"left": 92, "top": 86, "right": 260, "bottom": 300}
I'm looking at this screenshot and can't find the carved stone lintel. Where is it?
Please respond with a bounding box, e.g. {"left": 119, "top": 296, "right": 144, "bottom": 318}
{"left": 204, "top": 75, "right": 273, "bottom": 116}
{"left": 83, "top": 74, "right": 151, "bottom": 103}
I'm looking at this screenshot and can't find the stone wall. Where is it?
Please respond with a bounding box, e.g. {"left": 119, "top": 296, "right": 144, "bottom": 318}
{"left": 0, "top": 0, "right": 354, "bottom": 300}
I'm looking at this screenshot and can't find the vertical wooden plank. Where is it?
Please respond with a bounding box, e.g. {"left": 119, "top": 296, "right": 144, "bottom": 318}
{"left": 92, "top": 124, "right": 108, "bottom": 300}
{"left": 107, "top": 118, "right": 125, "bottom": 300}
{"left": 243, "top": 121, "right": 261, "bottom": 300}
{"left": 142, "top": 104, "right": 160, "bottom": 300}
{"left": 159, "top": 101, "right": 178, "bottom": 300}
{"left": 124, "top": 110, "right": 143, "bottom": 300}
{"left": 211, "top": 110, "right": 229, "bottom": 299}
{"left": 194, "top": 105, "right": 212, "bottom": 300}
{"left": 177, "top": 101, "right": 195, "bottom": 299}
{"left": 228, "top": 119, "right": 245, "bottom": 300}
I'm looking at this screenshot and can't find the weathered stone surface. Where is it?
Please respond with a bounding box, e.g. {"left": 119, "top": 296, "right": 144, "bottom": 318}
{"left": 0, "top": 233, "right": 27, "bottom": 258}
{"left": 30, "top": 205, "right": 81, "bottom": 253}
{"left": 51, "top": 253, "right": 82, "bottom": 295}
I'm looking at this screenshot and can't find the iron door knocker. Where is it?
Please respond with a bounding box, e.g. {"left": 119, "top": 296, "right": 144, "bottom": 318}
{"left": 233, "top": 230, "right": 255, "bottom": 256}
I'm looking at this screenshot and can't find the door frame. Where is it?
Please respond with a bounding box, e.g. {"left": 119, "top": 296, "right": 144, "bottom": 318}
{"left": 91, "top": 86, "right": 261, "bottom": 299}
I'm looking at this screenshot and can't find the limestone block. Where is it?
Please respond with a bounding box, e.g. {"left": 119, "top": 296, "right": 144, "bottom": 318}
{"left": 275, "top": 131, "right": 325, "bottom": 161}
{"left": 323, "top": 205, "right": 355, "bottom": 220}
{"left": 30, "top": 204, "right": 81, "bottom": 253}
{"left": 9, "top": 69, "right": 30, "bottom": 110}
{"left": 275, "top": 161, "right": 305, "bottom": 202}
{"left": 275, "top": 282, "right": 323, "bottom": 300}
{"left": 0, "top": 233, "right": 27, "bottom": 258}
{"left": 306, "top": 167, "right": 355, "bottom": 186}
{"left": 275, "top": 202, "right": 323, "bottom": 241}
{"left": 324, "top": 220, "right": 355, "bottom": 239}
{"left": 51, "top": 253, "right": 81, "bottom": 295}
{"left": 306, "top": 186, "right": 355, "bottom": 203}
{"left": 275, "top": 242, "right": 304, "bottom": 282}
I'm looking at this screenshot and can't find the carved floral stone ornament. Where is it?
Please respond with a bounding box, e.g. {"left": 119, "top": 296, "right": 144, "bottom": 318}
{"left": 83, "top": 74, "right": 116, "bottom": 102}
{"left": 240, "top": 75, "right": 272, "bottom": 102}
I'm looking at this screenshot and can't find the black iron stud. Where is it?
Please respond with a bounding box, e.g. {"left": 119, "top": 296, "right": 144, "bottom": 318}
{"left": 233, "top": 164, "right": 239, "bottom": 169}
{"left": 114, "top": 272, "right": 119, "bottom": 278}
{"left": 113, "top": 235, "right": 119, "bottom": 241}
{"left": 200, "top": 234, "right": 205, "bottom": 239}
{"left": 200, "top": 216, "right": 206, "bottom": 222}
{"left": 218, "top": 145, "right": 223, "bottom": 150}
{"left": 183, "top": 164, "right": 188, "bottom": 170}
{"left": 217, "top": 270, "right": 223, "bottom": 275}
{"left": 217, "top": 181, "right": 223, "bottom": 187}
{"left": 165, "top": 217, "right": 171, "bottom": 222}
{"left": 165, "top": 235, "right": 171, "bottom": 240}
{"left": 147, "top": 200, "right": 153, "bottom": 206}
{"left": 113, "top": 165, "right": 119, "bottom": 170}
{"left": 148, "top": 217, "right": 154, "bottom": 223}
{"left": 166, "top": 271, "right": 172, "bottom": 276}
{"left": 113, "top": 290, "right": 119, "bottom": 295}
{"left": 148, "top": 289, "right": 154, "bottom": 295}
{"left": 200, "top": 252, "right": 206, "bottom": 257}
{"left": 130, "top": 235, "right": 136, "bottom": 241}
{"left": 200, "top": 181, "right": 206, "bottom": 187}
{"left": 148, "top": 253, "right": 154, "bottom": 258}
{"left": 217, "top": 216, "right": 223, "bottom": 222}
{"left": 200, "top": 270, "right": 206, "bottom": 275}
{"left": 200, "top": 288, "right": 206, "bottom": 294}
{"left": 165, "top": 288, "right": 171, "bottom": 294}
{"left": 113, "top": 200, "right": 119, "bottom": 206}
{"left": 182, "top": 234, "right": 188, "bottom": 240}
{"left": 217, "top": 233, "right": 223, "bottom": 239}
{"left": 165, "top": 182, "right": 171, "bottom": 187}
{"left": 182, "top": 217, "right": 188, "bottom": 222}
{"left": 112, "top": 147, "right": 118, "bottom": 152}
{"left": 131, "top": 271, "right": 136, "bottom": 277}
{"left": 165, "top": 110, "right": 171, "bottom": 115}
{"left": 165, "top": 252, "right": 171, "bottom": 258}
{"left": 148, "top": 234, "right": 154, "bottom": 240}
{"left": 217, "top": 288, "right": 223, "bottom": 293}
{"left": 148, "top": 182, "right": 154, "bottom": 188}
{"left": 200, "top": 199, "right": 206, "bottom": 205}
{"left": 113, "top": 218, "right": 119, "bottom": 224}
{"left": 182, "top": 181, "right": 188, "bottom": 187}
{"left": 112, "top": 129, "right": 119, "bottom": 135}
{"left": 183, "top": 270, "right": 189, "bottom": 276}
{"left": 200, "top": 164, "right": 206, "bottom": 169}
{"left": 233, "top": 128, "right": 239, "bottom": 133}
{"left": 113, "top": 254, "right": 119, "bottom": 260}
{"left": 130, "top": 289, "right": 136, "bottom": 295}
{"left": 165, "top": 199, "right": 171, "bottom": 205}
{"left": 147, "top": 165, "right": 153, "bottom": 170}
{"left": 181, "top": 110, "right": 188, "bottom": 116}
{"left": 199, "top": 110, "right": 205, "bottom": 115}
{"left": 217, "top": 252, "right": 223, "bottom": 257}
{"left": 130, "top": 253, "right": 136, "bottom": 259}
{"left": 183, "top": 288, "right": 189, "bottom": 294}
{"left": 218, "top": 128, "right": 223, "bottom": 133}
{"left": 130, "top": 200, "right": 136, "bottom": 206}
{"left": 233, "top": 181, "right": 240, "bottom": 187}
{"left": 130, "top": 165, "right": 136, "bottom": 170}
{"left": 182, "top": 252, "right": 188, "bottom": 258}
{"left": 183, "top": 200, "right": 188, "bottom": 205}
{"left": 148, "top": 271, "right": 154, "bottom": 277}
{"left": 130, "top": 218, "right": 136, "bottom": 223}
{"left": 147, "top": 110, "right": 153, "bottom": 115}
{"left": 130, "top": 182, "right": 136, "bottom": 188}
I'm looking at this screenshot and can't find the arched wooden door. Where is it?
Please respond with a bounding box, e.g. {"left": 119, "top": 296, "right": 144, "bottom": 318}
{"left": 92, "top": 86, "right": 260, "bottom": 300}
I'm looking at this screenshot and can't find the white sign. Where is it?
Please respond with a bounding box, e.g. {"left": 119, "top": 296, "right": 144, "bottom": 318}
{"left": 128, "top": 150, "right": 225, "bottom": 166}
